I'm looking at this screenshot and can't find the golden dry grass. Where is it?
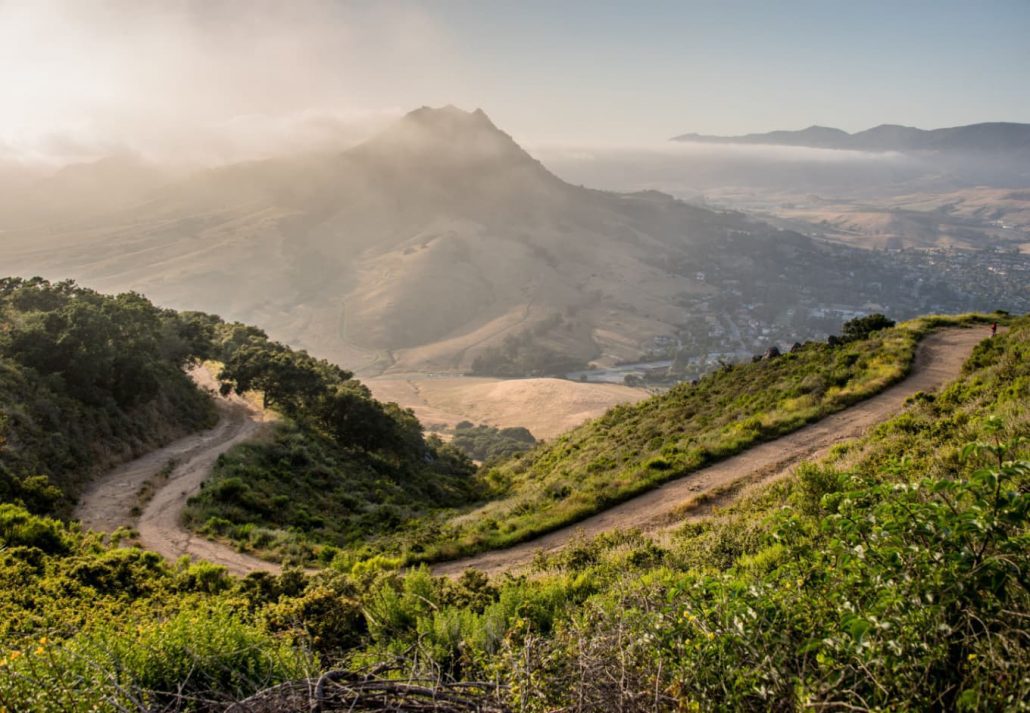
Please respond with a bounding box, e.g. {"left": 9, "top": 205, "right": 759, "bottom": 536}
{"left": 367, "top": 375, "right": 647, "bottom": 440}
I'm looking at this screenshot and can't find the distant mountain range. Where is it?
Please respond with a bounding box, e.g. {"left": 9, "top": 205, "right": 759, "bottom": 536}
{"left": 3, "top": 107, "right": 1022, "bottom": 375}
{"left": 672, "top": 122, "right": 1030, "bottom": 154}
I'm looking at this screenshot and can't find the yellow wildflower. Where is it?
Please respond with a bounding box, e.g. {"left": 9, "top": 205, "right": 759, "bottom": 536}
{"left": 38, "top": 637, "right": 47, "bottom": 646}
{"left": 967, "top": 653, "right": 977, "bottom": 662}
{"left": 34, "top": 647, "right": 44, "bottom": 655}
{"left": 8, "top": 651, "right": 20, "bottom": 661}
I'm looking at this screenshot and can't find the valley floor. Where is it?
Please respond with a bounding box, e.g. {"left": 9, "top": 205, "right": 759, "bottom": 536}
{"left": 366, "top": 374, "right": 646, "bottom": 440}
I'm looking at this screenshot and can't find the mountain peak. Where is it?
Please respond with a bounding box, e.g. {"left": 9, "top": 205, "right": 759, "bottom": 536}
{"left": 355, "top": 105, "right": 544, "bottom": 173}
{"left": 398, "top": 105, "right": 503, "bottom": 138}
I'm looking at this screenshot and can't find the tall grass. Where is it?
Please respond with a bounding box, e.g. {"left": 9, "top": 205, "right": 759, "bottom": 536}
{"left": 0, "top": 603, "right": 312, "bottom": 711}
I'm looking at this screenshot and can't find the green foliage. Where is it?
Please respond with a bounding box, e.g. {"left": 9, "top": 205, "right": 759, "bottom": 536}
{"left": 177, "top": 298, "right": 486, "bottom": 564}
{"left": 0, "top": 502, "right": 69, "bottom": 554}
{"left": 0, "top": 277, "right": 1023, "bottom": 710}
{"left": 0, "top": 277, "right": 216, "bottom": 515}
{"left": 182, "top": 423, "right": 478, "bottom": 564}
{"left": 217, "top": 330, "right": 431, "bottom": 459}
{"left": 192, "top": 308, "right": 484, "bottom": 563}
{"left": 219, "top": 340, "right": 350, "bottom": 413}
{"left": 0, "top": 275, "right": 479, "bottom": 566}
{"left": 0, "top": 316, "right": 1027, "bottom": 708}
{"left": 838, "top": 312, "right": 896, "bottom": 343}
{"left": 0, "top": 603, "right": 311, "bottom": 711}
{"left": 401, "top": 317, "right": 983, "bottom": 562}
{"left": 264, "top": 584, "right": 366, "bottom": 657}
{"left": 451, "top": 423, "right": 537, "bottom": 463}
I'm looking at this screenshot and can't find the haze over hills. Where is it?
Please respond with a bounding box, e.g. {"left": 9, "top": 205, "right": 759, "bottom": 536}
{"left": 673, "top": 121, "right": 1030, "bottom": 154}
{"left": 3, "top": 107, "right": 1028, "bottom": 379}
{"left": 0, "top": 154, "right": 179, "bottom": 228}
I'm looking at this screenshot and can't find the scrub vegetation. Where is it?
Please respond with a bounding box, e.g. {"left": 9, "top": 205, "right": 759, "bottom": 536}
{"left": 363, "top": 313, "right": 997, "bottom": 563}
{"left": 0, "top": 277, "right": 477, "bottom": 561}
{"left": 0, "top": 314, "right": 1026, "bottom": 710}
{"left": 0, "top": 277, "right": 216, "bottom": 516}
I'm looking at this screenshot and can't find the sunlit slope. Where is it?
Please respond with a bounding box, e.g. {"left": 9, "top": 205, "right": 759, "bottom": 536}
{"left": 373, "top": 316, "right": 996, "bottom": 562}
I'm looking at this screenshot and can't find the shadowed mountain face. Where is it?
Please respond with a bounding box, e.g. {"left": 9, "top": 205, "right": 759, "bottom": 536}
{"left": 2, "top": 107, "right": 1023, "bottom": 375}
{"left": 673, "top": 122, "right": 1030, "bottom": 155}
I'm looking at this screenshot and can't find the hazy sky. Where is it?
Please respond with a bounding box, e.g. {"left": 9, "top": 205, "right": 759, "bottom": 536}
{"left": 2, "top": 0, "right": 1028, "bottom": 163}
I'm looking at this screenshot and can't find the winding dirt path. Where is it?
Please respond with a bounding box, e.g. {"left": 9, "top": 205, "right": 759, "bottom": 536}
{"left": 76, "top": 328, "right": 987, "bottom": 579}
{"left": 75, "top": 367, "right": 279, "bottom": 575}
{"left": 431, "top": 327, "right": 988, "bottom": 576}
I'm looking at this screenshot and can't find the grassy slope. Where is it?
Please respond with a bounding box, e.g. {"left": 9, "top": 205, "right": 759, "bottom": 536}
{"left": 478, "top": 313, "right": 1030, "bottom": 709}
{"left": 0, "top": 360, "right": 214, "bottom": 511}
{"left": 189, "top": 313, "right": 993, "bottom": 567}
{"left": 181, "top": 424, "right": 479, "bottom": 565}
{"left": 394, "top": 314, "right": 994, "bottom": 562}
{"left": 0, "top": 316, "right": 1025, "bottom": 710}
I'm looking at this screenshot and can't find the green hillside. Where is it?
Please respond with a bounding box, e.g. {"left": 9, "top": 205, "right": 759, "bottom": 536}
{"left": 0, "top": 314, "right": 1026, "bottom": 710}
{"left": 334, "top": 314, "right": 994, "bottom": 563}
{"left": 181, "top": 421, "right": 477, "bottom": 564}
{"left": 0, "top": 277, "right": 477, "bottom": 552}
{"left": 0, "top": 278, "right": 216, "bottom": 515}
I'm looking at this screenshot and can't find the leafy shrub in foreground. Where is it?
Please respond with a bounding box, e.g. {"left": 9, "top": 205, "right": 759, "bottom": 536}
{"left": 0, "top": 603, "right": 312, "bottom": 711}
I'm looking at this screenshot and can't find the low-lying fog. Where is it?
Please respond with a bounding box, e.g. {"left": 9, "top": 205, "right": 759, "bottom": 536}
{"left": 532, "top": 141, "right": 925, "bottom": 199}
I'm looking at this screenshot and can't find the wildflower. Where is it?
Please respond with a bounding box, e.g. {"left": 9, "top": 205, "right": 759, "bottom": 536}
{"left": 35, "top": 647, "right": 44, "bottom": 655}
{"left": 967, "top": 653, "right": 977, "bottom": 662}
{"left": 8, "top": 651, "right": 20, "bottom": 661}
{"left": 38, "top": 637, "right": 47, "bottom": 646}
{"left": 705, "top": 631, "right": 715, "bottom": 640}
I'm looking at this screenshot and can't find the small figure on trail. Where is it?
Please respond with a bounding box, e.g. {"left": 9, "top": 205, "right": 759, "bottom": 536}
{"left": 991, "top": 322, "right": 998, "bottom": 338}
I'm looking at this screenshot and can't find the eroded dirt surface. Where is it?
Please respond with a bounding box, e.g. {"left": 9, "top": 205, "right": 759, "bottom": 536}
{"left": 75, "top": 366, "right": 278, "bottom": 575}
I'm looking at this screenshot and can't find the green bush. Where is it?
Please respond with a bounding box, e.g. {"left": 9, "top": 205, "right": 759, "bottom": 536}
{"left": 0, "top": 603, "right": 312, "bottom": 711}
{"left": 0, "top": 503, "right": 68, "bottom": 554}
{"left": 0, "top": 278, "right": 217, "bottom": 516}
{"left": 0, "top": 321, "right": 1026, "bottom": 708}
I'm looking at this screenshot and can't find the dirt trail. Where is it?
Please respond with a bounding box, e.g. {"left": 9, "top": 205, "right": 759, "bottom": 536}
{"left": 431, "top": 327, "right": 987, "bottom": 577}
{"left": 75, "top": 366, "right": 279, "bottom": 575}
{"left": 76, "top": 328, "right": 986, "bottom": 579}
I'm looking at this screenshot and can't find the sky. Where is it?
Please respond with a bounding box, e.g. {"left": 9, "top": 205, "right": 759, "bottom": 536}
{"left": 1, "top": 0, "right": 1028, "bottom": 164}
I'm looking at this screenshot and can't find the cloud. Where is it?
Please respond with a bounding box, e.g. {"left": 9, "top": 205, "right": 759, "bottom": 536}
{"left": 529, "top": 140, "right": 922, "bottom": 197}
{"left": 0, "top": 0, "right": 449, "bottom": 164}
